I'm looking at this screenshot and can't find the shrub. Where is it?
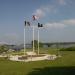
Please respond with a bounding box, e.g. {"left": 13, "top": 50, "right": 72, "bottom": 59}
{"left": 60, "top": 47, "right": 75, "bottom": 51}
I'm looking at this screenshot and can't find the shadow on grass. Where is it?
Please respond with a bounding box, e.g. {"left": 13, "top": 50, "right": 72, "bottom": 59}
{"left": 27, "top": 66, "right": 75, "bottom": 75}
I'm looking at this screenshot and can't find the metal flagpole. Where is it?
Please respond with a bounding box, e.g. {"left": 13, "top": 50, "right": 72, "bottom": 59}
{"left": 38, "top": 28, "right": 39, "bottom": 55}
{"left": 33, "top": 26, "right": 35, "bottom": 52}
{"left": 24, "top": 26, "right": 26, "bottom": 56}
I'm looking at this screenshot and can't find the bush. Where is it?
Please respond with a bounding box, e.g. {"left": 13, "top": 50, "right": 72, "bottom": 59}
{"left": 0, "top": 45, "right": 8, "bottom": 53}
{"left": 60, "top": 47, "right": 75, "bottom": 51}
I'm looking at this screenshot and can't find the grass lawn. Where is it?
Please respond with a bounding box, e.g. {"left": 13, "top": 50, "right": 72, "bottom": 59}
{"left": 0, "top": 49, "right": 75, "bottom": 75}
{"left": 10, "top": 48, "right": 59, "bottom": 55}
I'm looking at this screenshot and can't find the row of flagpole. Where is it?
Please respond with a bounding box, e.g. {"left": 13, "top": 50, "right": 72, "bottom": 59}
{"left": 24, "top": 23, "right": 42, "bottom": 55}
{"left": 24, "top": 26, "right": 40, "bottom": 55}
{"left": 24, "top": 15, "right": 43, "bottom": 55}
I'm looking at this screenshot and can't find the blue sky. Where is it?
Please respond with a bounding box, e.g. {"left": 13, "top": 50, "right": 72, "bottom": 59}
{"left": 0, "top": 0, "right": 75, "bottom": 44}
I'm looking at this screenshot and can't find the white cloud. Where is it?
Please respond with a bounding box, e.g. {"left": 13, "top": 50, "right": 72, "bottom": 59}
{"left": 44, "top": 19, "right": 75, "bottom": 29}
{"left": 63, "top": 19, "right": 75, "bottom": 25}
{"left": 34, "top": 9, "right": 45, "bottom": 19}
{"left": 33, "top": 5, "right": 54, "bottom": 19}
{"left": 45, "top": 22, "right": 65, "bottom": 29}
{"left": 58, "top": 0, "right": 66, "bottom": 5}
{"left": 33, "top": 0, "right": 72, "bottom": 20}
{"left": 33, "top": 0, "right": 67, "bottom": 19}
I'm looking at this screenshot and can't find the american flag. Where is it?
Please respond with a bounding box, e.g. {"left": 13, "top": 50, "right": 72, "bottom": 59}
{"left": 32, "top": 15, "right": 38, "bottom": 21}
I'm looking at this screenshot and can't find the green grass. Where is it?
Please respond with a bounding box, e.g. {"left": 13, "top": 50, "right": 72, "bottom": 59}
{"left": 8, "top": 48, "right": 59, "bottom": 55}
{"left": 8, "top": 48, "right": 57, "bottom": 55}
{"left": 0, "top": 49, "right": 75, "bottom": 75}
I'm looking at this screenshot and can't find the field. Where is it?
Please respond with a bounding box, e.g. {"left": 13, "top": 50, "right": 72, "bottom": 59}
{"left": 0, "top": 48, "right": 75, "bottom": 75}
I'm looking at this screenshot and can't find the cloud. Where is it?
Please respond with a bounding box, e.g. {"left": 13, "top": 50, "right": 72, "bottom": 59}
{"left": 58, "top": 0, "right": 66, "bottom": 5}
{"left": 63, "top": 19, "right": 75, "bottom": 25}
{"left": 45, "top": 22, "right": 65, "bottom": 29}
{"left": 33, "top": 5, "right": 54, "bottom": 19}
{"left": 33, "top": 9, "right": 45, "bottom": 19}
{"left": 33, "top": 0, "right": 67, "bottom": 19}
{"left": 33, "top": 0, "right": 72, "bottom": 20}
{"left": 44, "top": 19, "right": 75, "bottom": 29}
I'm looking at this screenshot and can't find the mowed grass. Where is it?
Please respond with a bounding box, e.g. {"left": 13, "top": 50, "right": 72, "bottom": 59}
{"left": 10, "top": 48, "right": 59, "bottom": 55}
{"left": 0, "top": 48, "right": 75, "bottom": 75}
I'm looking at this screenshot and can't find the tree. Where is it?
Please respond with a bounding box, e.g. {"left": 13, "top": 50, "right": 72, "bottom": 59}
{"left": 60, "top": 47, "right": 75, "bottom": 51}
{"left": 0, "top": 45, "right": 8, "bottom": 54}
{"left": 31, "top": 40, "right": 43, "bottom": 49}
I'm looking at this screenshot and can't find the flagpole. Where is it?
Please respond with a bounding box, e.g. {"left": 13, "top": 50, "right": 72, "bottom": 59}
{"left": 24, "top": 26, "right": 26, "bottom": 56}
{"left": 33, "top": 26, "right": 35, "bottom": 52}
{"left": 38, "top": 28, "right": 39, "bottom": 55}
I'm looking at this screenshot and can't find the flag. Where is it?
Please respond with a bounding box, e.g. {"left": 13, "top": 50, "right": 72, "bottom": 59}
{"left": 24, "top": 21, "right": 26, "bottom": 26}
{"left": 32, "top": 15, "right": 36, "bottom": 20}
{"left": 38, "top": 23, "right": 43, "bottom": 27}
{"left": 24, "top": 21, "right": 30, "bottom": 26}
{"left": 27, "top": 21, "right": 30, "bottom": 26}
{"left": 32, "top": 15, "right": 38, "bottom": 20}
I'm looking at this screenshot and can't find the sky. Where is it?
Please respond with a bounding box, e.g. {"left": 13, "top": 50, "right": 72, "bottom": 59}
{"left": 0, "top": 0, "right": 75, "bottom": 44}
